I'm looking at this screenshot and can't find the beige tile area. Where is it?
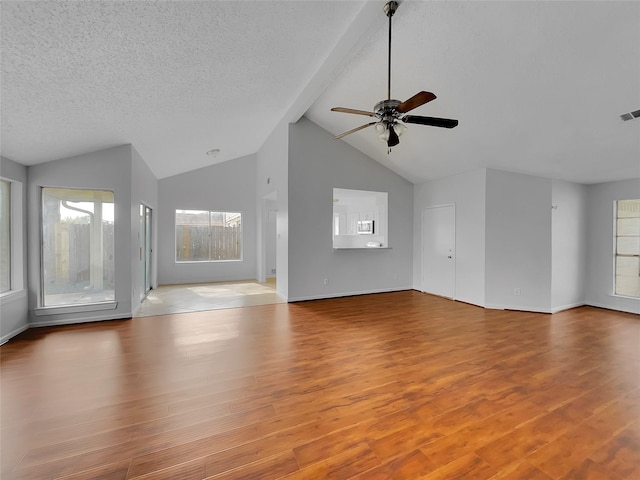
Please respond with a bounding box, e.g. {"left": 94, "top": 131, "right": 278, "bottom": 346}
{"left": 134, "top": 279, "right": 283, "bottom": 317}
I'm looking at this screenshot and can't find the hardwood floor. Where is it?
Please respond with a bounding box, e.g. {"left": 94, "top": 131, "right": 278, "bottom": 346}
{"left": 1, "top": 290, "right": 639, "bottom": 479}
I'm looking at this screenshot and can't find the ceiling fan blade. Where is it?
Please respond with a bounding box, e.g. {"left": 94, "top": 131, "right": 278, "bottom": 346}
{"left": 331, "top": 107, "right": 377, "bottom": 117}
{"left": 403, "top": 115, "right": 458, "bottom": 129}
{"left": 396, "top": 91, "right": 437, "bottom": 114}
{"left": 335, "top": 122, "right": 377, "bottom": 139}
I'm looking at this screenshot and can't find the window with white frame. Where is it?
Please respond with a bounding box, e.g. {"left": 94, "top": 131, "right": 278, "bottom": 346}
{"left": 0, "top": 177, "right": 24, "bottom": 298}
{"left": 0, "top": 179, "right": 11, "bottom": 293}
{"left": 41, "top": 188, "right": 115, "bottom": 307}
{"left": 175, "top": 210, "right": 242, "bottom": 262}
{"left": 615, "top": 199, "right": 640, "bottom": 298}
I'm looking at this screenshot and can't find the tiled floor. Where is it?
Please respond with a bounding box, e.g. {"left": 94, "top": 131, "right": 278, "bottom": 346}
{"left": 134, "top": 279, "right": 283, "bottom": 317}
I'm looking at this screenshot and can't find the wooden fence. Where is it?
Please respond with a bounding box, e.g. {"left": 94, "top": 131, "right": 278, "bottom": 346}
{"left": 43, "top": 223, "right": 115, "bottom": 292}
{"left": 176, "top": 225, "right": 241, "bottom": 261}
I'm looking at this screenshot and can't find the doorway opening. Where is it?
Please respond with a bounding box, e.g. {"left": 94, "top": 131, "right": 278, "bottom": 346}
{"left": 140, "top": 204, "right": 152, "bottom": 300}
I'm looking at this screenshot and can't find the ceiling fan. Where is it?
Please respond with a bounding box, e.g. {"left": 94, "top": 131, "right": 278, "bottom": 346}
{"left": 331, "top": 1, "right": 458, "bottom": 149}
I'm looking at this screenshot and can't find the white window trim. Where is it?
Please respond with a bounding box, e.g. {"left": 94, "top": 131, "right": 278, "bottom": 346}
{"left": 39, "top": 187, "right": 116, "bottom": 308}
{"left": 0, "top": 177, "right": 25, "bottom": 302}
{"left": 34, "top": 301, "right": 118, "bottom": 316}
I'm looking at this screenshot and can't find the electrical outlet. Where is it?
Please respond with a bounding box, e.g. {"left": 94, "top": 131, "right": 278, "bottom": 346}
{"left": 514, "top": 288, "right": 521, "bottom": 296}
{"left": 323, "top": 278, "right": 329, "bottom": 285}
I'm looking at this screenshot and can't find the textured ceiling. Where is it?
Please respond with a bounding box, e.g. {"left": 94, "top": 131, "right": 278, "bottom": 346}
{"left": 0, "top": 0, "right": 369, "bottom": 179}
{"left": 2, "top": 1, "right": 639, "bottom": 184}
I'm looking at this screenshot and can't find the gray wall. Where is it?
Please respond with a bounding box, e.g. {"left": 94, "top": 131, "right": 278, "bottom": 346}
{"left": 586, "top": 178, "right": 640, "bottom": 314}
{"left": 414, "top": 169, "right": 636, "bottom": 314}
{"left": 265, "top": 198, "right": 277, "bottom": 278}
{"left": 157, "top": 154, "right": 257, "bottom": 285}
{"left": 551, "top": 179, "right": 588, "bottom": 312}
{"left": 0, "top": 156, "right": 29, "bottom": 343}
{"left": 485, "top": 169, "right": 553, "bottom": 312}
{"left": 131, "top": 146, "right": 159, "bottom": 310}
{"left": 256, "top": 119, "right": 289, "bottom": 299}
{"left": 27, "top": 145, "right": 156, "bottom": 326}
{"left": 413, "top": 169, "right": 486, "bottom": 307}
{"left": 287, "top": 117, "right": 414, "bottom": 301}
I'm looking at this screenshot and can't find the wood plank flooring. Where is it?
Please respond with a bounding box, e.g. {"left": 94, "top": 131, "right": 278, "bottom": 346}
{"left": 1, "top": 290, "right": 639, "bottom": 479}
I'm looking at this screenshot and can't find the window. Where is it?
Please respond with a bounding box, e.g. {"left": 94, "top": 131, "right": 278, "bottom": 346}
{"left": 41, "top": 188, "right": 115, "bottom": 307}
{"left": 0, "top": 180, "right": 10, "bottom": 293}
{"left": 175, "top": 210, "right": 242, "bottom": 262}
{"left": 0, "top": 177, "right": 23, "bottom": 298}
{"left": 615, "top": 199, "right": 640, "bottom": 297}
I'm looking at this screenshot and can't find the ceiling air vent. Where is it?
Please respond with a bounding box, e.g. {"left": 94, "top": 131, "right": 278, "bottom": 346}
{"left": 620, "top": 109, "right": 640, "bottom": 121}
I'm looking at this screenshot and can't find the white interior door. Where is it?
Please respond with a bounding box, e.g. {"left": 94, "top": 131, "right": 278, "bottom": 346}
{"left": 422, "top": 205, "right": 455, "bottom": 299}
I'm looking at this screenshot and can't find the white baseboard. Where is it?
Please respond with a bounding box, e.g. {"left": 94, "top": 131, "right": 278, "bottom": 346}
{"left": 586, "top": 301, "right": 640, "bottom": 315}
{"left": 485, "top": 303, "right": 552, "bottom": 314}
{"left": 550, "top": 302, "right": 585, "bottom": 314}
{"left": 0, "top": 323, "right": 30, "bottom": 345}
{"left": 452, "top": 298, "right": 485, "bottom": 309}
{"left": 287, "top": 286, "right": 413, "bottom": 303}
{"left": 485, "top": 301, "right": 636, "bottom": 315}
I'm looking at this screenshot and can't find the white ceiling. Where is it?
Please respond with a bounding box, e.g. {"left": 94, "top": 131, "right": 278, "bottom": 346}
{"left": 2, "top": 1, "right": 639, "bottom": 184}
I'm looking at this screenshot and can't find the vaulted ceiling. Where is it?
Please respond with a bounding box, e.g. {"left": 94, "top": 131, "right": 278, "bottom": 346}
{"left": 2, "top": 1, "right": 639, "bottom": 184}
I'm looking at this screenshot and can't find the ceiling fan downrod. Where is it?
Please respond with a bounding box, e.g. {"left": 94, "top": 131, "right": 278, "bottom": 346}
{"left": 384, "top": 1, "right": 398, "bottom": 101}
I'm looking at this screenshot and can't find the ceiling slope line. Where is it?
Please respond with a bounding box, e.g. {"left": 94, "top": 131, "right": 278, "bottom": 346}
{"left": 279, "top": 1, "right": 387, "bottom": 127}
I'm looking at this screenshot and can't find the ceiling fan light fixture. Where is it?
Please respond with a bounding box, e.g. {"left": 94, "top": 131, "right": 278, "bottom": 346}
{"left": 378, "top": 122, "right": 390, "bottom": 142}
{"left": 393, "top": 122, "right": 407, "bottom": 137}
{"left": 377, "top": 120, "right": 406, "bottom": 144}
